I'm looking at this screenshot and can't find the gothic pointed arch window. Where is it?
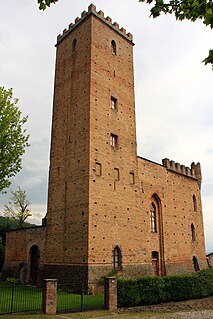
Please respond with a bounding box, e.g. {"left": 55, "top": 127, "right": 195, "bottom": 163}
{"left": 111, "top": 40, "right": 117, "bottom": 55}
{"left": 150, "top": 202, "right": 157, "bottom": 233}
{"left": 193, "top": 195, "right": 197, "bottom": 212}
{"left": 72, "top": 38, "right": 77, "bottom": 52}
{"left": 191, "top": 223, "right": 196, "bottom": 242}
{"left": 193, "top": 256, "right": 200, "bottom": 272}
{"left": 113, "top": 245, "right": 122, "bottom": 271}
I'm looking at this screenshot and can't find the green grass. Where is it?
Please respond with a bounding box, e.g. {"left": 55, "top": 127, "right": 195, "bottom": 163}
{"left": 57, "top": 290, "right": 104, "bottom": 311}
{"left": 0, "top": 285, "right": 42, "bottom": 314}
{"left": 0, "top": 284, "right": 104, "bottom": 315}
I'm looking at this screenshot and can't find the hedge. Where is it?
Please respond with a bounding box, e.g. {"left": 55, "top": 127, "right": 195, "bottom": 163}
{"left": 117, "top": 268, "right": 213, "bottom": 307}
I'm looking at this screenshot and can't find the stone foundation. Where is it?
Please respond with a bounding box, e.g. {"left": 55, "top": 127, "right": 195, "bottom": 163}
{"left": 40, "top": 264, "right": 88, "bottom": 285}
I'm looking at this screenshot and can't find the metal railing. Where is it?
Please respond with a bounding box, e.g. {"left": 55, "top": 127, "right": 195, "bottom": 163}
{"left": 57, "top": 281, "right": 104, "bottom": 313}
{"left": 0, "top": 284, "right": 42, "bottom": 315}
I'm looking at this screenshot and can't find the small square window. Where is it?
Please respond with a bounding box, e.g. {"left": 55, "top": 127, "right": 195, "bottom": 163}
{"left": 110, "top": 97, "right": 117, "bottom": 110}
{"left": 110, "top": 134, "right": 118, "bottom": 148}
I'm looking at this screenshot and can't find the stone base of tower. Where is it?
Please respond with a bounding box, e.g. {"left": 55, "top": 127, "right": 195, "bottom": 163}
{"left": 88, "top": 264, "right": 154, "bottom": 281}
{"left": 40, "top": 264, "right": 89, "bottom": 285}
{"left": 165, "top": 258, "right": 208, "bottom": 276}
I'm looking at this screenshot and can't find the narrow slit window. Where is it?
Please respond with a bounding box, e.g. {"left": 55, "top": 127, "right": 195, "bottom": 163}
{"left": 111, "top": 40, "right": 116, "bottom": 55}
{"left": 191, "top": 223, "right": 196, "bottom": 242}
{"left": 193, "top": 195, "right": 197, "bottom": 212}
{"left": 113, "top": 246, "right": 122, "bottom": 270}
{"left": 150, "top": 202, "right": 157, "bottom": 233}
{"left": 110, "top": 133, "right": 118, "bottom": 148}
{"left": 110, "top": 96, "right": 117, "bottom": 110}
{"left": 130, "top": 172, "right": 135, "bottom": 184}
{"left": 114, "top": 168, "right": 120, "bottom": 181}
{"left": 72, "top": 38, "right": 77, "bottom": 51}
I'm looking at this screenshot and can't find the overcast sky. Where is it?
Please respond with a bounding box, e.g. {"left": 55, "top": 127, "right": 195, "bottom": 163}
{"left": 0, "top": 0, "right": 213, "bottom": 253}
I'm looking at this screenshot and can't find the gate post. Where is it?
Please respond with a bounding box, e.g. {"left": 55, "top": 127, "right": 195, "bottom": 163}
{"left": 43, "top": 279, "right": 58, "bottom": 315}
{"left": 104, "top": 277, "right": 117, "bottom": 310}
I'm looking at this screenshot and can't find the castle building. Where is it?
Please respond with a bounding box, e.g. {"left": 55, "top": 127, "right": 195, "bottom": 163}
{"left": 2, "top": 4, "right": 207, "bottom": 285}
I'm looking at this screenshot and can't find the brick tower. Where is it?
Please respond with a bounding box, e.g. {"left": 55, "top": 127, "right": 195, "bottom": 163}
{"left": 2, "top": 4, "right": 207, "bottom": 285}
{"left": 42, "top": 4, "right": 139, "bottom": 282}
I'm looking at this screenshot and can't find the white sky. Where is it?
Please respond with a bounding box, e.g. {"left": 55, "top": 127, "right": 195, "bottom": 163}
{"left": 0, "top": 1, "right": 213, "bottom": 253}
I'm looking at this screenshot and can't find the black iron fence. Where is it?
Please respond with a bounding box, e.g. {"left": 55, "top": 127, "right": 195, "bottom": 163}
{"left": 0, "top": 284, "right": 42, "bottom": 315}
{"left": 57, "top": 281, "right": 104, "bottom": 313}
{"left": 0, "top": 281, "right": 104, "bottom": 315}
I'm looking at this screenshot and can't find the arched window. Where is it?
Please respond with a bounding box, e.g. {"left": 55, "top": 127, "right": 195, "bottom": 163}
{"left": 150, "top": 202, "right": 157, "bottom": 233}
{"left": 72, "top": 38, "right": 77, "bottom": 52}
{"left": 111, "top": 40, "right": 116, "bottom": 55}
{"left": 193, "top": 195, "right": 197, "bottom": 212}
{"left": 152, "top": 251, "right": 159, "bottom": 275}
{"left": 191, "top": 223, "right": 196, "bottom": 242}
{"left": 113, "top": 246, "right": 122, "bottom": 270}
{"left": 193, "top": 256, "right": 200, "bottom": 272}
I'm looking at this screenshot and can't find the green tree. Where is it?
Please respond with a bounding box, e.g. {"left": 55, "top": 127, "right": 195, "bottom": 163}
{"left": 139, "top": 0, "right": 213, "bottom": 64}
{"left": 3, "top": 186, "right": 32, "bottom": 227}
{"left": 0, "top": 87, "right": 29, "bottom": 193}
{"left": 38, "top": 0, "right": 58, "bottom": 10}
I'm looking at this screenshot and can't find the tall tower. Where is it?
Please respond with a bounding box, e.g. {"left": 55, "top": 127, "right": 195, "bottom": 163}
{"left": 42, "top": 4, "right": 139, "bottom": 282}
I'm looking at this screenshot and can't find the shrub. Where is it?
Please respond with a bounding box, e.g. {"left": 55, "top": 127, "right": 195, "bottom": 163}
{"left": 137, "top": 276, "right": 165, "bottom": 305}
{"left": 117, "top": 268, "right": 213, "bottom": 308}
{"left": 5, "top": 277, "right": 19, "bottom": 285}
{"left": 117, "top": 278, "right": 140, "bottom": 307}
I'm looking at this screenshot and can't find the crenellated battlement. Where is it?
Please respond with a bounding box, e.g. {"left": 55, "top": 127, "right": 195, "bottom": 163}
{"left": 162, "top": 158, "right": 202, "bottom": 186}
{"left": 57, "top": 4, "right": 133, "bottom": 44}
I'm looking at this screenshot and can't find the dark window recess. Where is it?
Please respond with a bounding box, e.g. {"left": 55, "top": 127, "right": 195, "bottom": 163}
{"left": 130, "top": 171, "right": 135, "bottom": 184}
{"left": 110, "top": 96, "right": 117, "bottom": 110}
{"left": 111, "top": 40, "right": 116, "bottom": 55}
{"left": 110, "top": 133, "right": 118, "bottom": 148}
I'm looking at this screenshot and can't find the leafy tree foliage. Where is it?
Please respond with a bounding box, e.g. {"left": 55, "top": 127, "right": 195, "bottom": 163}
{"left": 139, "top": 0, "right": 213, "bottom": 64}
{"left": 38, "top": 0, "right": 58, "bottom": 10}
{"left": 3, "top": 186, "right": 32, "bottom": 227}
{"left": 0, "top": 87, "right": 29, "bottom": 193}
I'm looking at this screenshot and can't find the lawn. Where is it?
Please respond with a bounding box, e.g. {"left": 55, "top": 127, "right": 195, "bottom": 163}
{"left": 0, "top": 284, "right": 104, "bottom": 315}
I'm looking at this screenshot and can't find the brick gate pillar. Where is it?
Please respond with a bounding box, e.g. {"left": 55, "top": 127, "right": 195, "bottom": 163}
{"left": 43, "top": 279, "right": 58, "bottom": 315}
{"left": 104, "top": 277, "right": 117, "bottom": 310}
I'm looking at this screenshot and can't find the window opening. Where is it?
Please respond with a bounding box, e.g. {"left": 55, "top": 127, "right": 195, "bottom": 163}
{"left": 113, "top": 246, "right": 122, "bottom": 270}
{"left": 193, "top": 256, "right": 200, "bottom": 272}
{"left": 114, "top": 168, "right": 119, "bottom": 181}
{"left": 152, "top": 251, "right": 159, "bottom": 275}
{"left": 110, "top": 96, "right": 117, "bottom": 110}
{"left": 111, "top": 40, "right": 116, "bottom": 55}
{"left": 150, "top": 202, "right": 157, "bottom": 233}
{"left": 130, "top": 172, "right": 135, "bottom": 184}
{"left": 30, "top": 245, "right": 40, "bottom": 285}
{"left": 72, "top": 38, "right": 77, "bottom": 51}
{"left": 110, "top": 133, "right": 118, "bottom": 148}
{"left": 193, "top": 195, "right": 197, "bottom": 212}
{"left": 191, "top": 223, "right": 196, "bottom": 242}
